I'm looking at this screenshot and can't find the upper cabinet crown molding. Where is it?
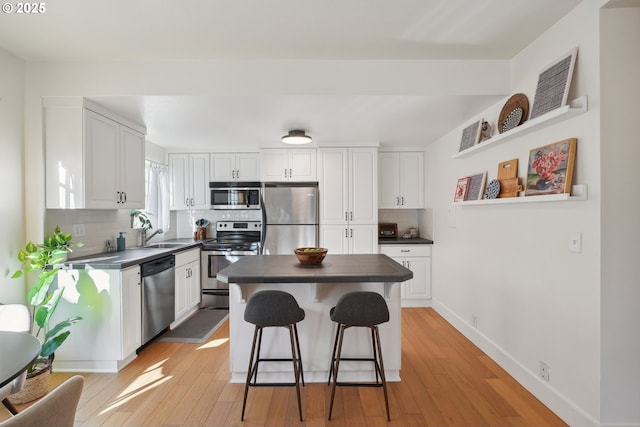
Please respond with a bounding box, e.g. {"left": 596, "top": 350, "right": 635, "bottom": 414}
{"left": 44, "top": 97, "right": 146, "bottom": 209}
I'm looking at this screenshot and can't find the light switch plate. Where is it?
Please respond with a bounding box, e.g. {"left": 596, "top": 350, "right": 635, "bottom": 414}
{"left": 73, "top": 224, "right": 85, "bottom": 237}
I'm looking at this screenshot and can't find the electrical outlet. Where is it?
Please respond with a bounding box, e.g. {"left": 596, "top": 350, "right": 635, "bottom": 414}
{"left": 568, "top": 232, "right": 582, "bottom": 253}
{"left": 72, "top": 224, "right": 85, "bottom": 237}
{"left": 539, "top": 361, "right": 550, "bottom": 381}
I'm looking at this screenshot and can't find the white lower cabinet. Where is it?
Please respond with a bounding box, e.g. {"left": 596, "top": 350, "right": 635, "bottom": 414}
{"left": 379, "top": 245, "right": 432, "bottom": 307}
{"left": 121, "top": 266, "right": 142, "bottom": 360}
{"left": 174, "top": 248, "right": 201, "bottom": 324}
{"left": 320, "top": 224, "right": 378, "bottom": 254}
{"left": 53, "top": 265, "right": 142, "bottom": 372}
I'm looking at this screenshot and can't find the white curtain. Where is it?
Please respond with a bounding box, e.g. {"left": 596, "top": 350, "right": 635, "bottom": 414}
{"left": 146, "top": 161, "right": 170, "bottom": 233}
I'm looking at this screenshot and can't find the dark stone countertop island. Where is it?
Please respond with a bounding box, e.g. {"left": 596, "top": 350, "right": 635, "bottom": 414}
{"left": 217, "top": 254, "right": 413, "bottom": 284}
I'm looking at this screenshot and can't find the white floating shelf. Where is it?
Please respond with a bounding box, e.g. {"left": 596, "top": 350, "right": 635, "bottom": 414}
{"left": 452, "top": 185, "right": 587, "bottom": 206}
{"left": 452, "top": 96, "right": 588, "bottom": 159}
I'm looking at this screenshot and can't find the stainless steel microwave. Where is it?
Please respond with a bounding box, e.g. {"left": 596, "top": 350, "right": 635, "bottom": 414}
{"left": 209, "top": 182, "right": 261, "bottom": 210}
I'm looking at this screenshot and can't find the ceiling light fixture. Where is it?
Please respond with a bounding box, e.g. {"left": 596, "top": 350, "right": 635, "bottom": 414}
{"left": 282, "top": 129, "right": 312, "bottom": 145}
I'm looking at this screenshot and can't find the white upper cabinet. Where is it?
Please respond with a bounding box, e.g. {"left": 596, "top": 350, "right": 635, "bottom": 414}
{"left": 44, "top": 98, "right": 146, "bottom": 209}
{"left": 378, "top": 151, "right": 424, "bottom": 209}
{"left": 210, "top": 153, "right": 260, "bottom": 181}
{"left": 169, "top": 153, "right": 210, "bottom": 210}
{"left": 260, "top": 149, "right": 316, "bottom": 181}
{"left": 318, "top": 147, "right": 378, "bottom": 254}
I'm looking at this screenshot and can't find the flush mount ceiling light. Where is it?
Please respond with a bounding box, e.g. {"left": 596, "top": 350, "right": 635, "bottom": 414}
{"left": 282, "top": 129, "right": 312, "bottom": 145}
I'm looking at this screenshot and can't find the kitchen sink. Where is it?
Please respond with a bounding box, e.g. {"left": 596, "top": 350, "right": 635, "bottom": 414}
{"left": 144, "top": 243, "right": 186, "bottom": 249}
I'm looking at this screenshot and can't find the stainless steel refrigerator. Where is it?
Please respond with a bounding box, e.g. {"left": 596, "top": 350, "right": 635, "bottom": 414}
{"left": 261, "top": 182, "right": 319, "bottom": 254}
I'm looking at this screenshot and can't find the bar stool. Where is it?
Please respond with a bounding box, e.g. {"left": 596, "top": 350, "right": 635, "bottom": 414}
{"left": 241, "top": 290, "right": 306, "bottom": 421}
{"left": 327, "top": 291, "right": 390, "bottom": 421}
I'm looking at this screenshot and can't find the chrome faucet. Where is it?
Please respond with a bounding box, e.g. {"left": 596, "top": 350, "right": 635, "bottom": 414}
{"left": 142, "top": 228, "right": 164, "bottom": 246}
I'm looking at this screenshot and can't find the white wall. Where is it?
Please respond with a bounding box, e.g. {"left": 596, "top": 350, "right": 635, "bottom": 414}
{"left": 0, "top": 49, "right": 26, "bottom": 303}
{"left": 600, "top": 4, "right": 640, "bottom": 424}
{"left": 427, "top": 1, "right": 607, "bottom": 425}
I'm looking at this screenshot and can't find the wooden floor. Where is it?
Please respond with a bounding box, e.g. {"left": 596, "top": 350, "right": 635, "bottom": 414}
{"left": 5, "top": 308, "right": 567, "bottom": 427}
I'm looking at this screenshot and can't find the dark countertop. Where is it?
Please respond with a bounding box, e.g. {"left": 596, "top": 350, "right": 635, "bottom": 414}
{"left": 217, "top": 254, "right": 413, "bottom": 284}
{"left": 378, "top": 237, "right": 433, "bottom": 245}
{"left": 64, "top": 239, "right": 203, "bottom": 269}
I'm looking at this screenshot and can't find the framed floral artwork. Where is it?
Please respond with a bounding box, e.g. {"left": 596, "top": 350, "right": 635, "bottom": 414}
{"left": 525, "top": 138, "right": 577, "bottom": 196}
{"left": 454, "top": 177, "right": 470, "bottom": 202}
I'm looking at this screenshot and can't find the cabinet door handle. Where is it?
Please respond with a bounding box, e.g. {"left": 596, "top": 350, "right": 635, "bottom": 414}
{"left": 401, "top": 249, "right": 410, "bottom": 253}
{"left": 350, "top": 211, "right": 353, "bottom": 221}
{"left": 185, "top": 197, "right": 189, "bottom": 206}
{"left": 401, "top": 196, "right": 404, "bottom": 206}
{"left": 232, "top": 170, "right": 235, "bottom": 179}
{"left": 345, "top": 228, "right": 348, "bottom": 238}
{"left": 236, "top": 169, "right": 240, "bottom": 179}
{"left": 345, "top": 212, "right": 348, "bottom": 222}
{"left": 350, "top": 228, "right": 353, "bottom": 238}
{"left": 190, "top": 198, "right": 194, "bottom": 206}
{"left": 123, "top": 192, "right": 127, "bottom": 203}
{"left": 284, "top": 168, "right": 288, "bottom": 178}
{"left": 406, "top": 261, "right": 411, "bottom": 269}
{"left": 396, "top": 196, "right": 400, "bottom": 206}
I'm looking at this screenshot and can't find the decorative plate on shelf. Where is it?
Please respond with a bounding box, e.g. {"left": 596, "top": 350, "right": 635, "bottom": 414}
{"left": 484, "top": 179, "right": 501, "bottom": 199}
{"left": 498, "top": 93, "right": 529, "bottom": 133}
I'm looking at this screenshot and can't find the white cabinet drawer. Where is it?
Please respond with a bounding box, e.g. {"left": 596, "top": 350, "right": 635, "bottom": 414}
{"left": 379, "top": 244, "right": 431, "bottom": 258}
{"left": 174, "top": 247, "right": 200, "bottom": 266}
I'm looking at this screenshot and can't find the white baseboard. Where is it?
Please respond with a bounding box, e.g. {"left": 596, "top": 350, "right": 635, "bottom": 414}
{"left": 431, "top": 299, "right": 600, "bottom": 427}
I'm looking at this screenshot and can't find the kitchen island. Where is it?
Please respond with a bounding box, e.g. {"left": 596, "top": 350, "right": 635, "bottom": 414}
{"left": 217, "top": 254, "right": 412, "bottom": 383}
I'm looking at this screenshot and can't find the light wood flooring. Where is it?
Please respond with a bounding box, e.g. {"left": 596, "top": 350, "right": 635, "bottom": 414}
{"left": 5, "top": 308, "right": 567, "bottom": 426}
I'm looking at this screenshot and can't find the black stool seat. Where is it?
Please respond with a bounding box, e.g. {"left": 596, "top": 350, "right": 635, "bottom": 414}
{"left": 241, "top": 290, "right": 305, "bottom": 422}
{"left": 328, "top": 291, "right": 391, "bottom": 421}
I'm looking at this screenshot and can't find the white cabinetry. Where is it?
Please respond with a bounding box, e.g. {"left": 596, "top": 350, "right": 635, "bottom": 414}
{"left": 261, "top": 149, "right": 316, "bottom": 181}
{"left": 378, "top": 151, "right": 424, "bottom": 209}
{"left": 174, "top": 248, "right": 201, "bottom": 324}
{"left": 169, "top": 154, "right": 209, "bottom": 210}
{"left": 379, "top": 245, "right": 431, "bottom": 307}
{"left": 44, "top": 98, "right": 146, "bottom": 209}
{"left": 318, "top": 148, "right": 378, "bottom": 254}
{"left": 53, "top": 265, "right": 142, "bottom": 372}
{"left": 121, "top": 266, "right": 142, "bottom": 360}
{"left": 210, "top": 153, "right": 260, "bottom": 181}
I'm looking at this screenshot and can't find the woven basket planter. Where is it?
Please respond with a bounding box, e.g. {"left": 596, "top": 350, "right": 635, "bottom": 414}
{"left": 8, "top": 356, "right": 53, "bottom": 405}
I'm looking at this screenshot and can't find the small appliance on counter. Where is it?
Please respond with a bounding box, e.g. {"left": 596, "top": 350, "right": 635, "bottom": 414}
{"left": 378, "top": 223, "right": 398, "bottom": 238}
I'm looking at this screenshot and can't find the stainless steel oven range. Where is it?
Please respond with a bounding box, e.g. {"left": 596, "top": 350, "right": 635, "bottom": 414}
{"left": 200, "top": 221, "right": 261, "bottom": 309}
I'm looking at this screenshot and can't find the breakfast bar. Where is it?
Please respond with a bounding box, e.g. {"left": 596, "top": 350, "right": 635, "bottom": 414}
{"left": 217, "top": 254, "right": 413, "bottom": 383}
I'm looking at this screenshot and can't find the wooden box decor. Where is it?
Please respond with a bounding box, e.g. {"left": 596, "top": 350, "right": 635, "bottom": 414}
{"left": 525, "top": 138, "right": 577, "bottom": 196}
{"left": 497, "top": 159, "right": 522, "bottom": 198}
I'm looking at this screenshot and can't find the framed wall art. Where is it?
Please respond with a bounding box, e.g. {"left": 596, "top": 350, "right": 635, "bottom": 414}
{"left": 525, "top": 138, "right": 577, "bottom": 196}
{"left": 458, "top": 119, "right": 482, "bottom": 152}
{"left": 465, "top": 171, "right": 487, "bottom": 201}
{"left": 529, "top": 47, "right": 578, "bottom": 120}
{"left": 454, "top": 177, "right": 470, "bottom": 202}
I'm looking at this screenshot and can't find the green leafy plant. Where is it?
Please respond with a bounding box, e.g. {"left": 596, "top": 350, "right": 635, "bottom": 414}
{"left": 12, "top": 226, "right": 83, "bottom": 367}
{"left": 131, "top": 209, "right": 153, "bottom": 231}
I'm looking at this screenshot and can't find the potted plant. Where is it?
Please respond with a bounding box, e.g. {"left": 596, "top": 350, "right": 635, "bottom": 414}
{"left": 131, "top": 209, "right": 153, "bottom": 245}
{"left": 8, "top": 226, "right": 83, "bottom": 403}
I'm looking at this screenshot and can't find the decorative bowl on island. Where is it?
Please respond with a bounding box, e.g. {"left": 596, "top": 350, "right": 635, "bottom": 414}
{"left": 294, "top": 247, "right": 328, "bottom": 265}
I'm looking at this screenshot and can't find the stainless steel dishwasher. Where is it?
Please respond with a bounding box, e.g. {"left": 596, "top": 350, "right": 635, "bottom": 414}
{"left": 141, "top": 255, "right": 176, "bottom": 345}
